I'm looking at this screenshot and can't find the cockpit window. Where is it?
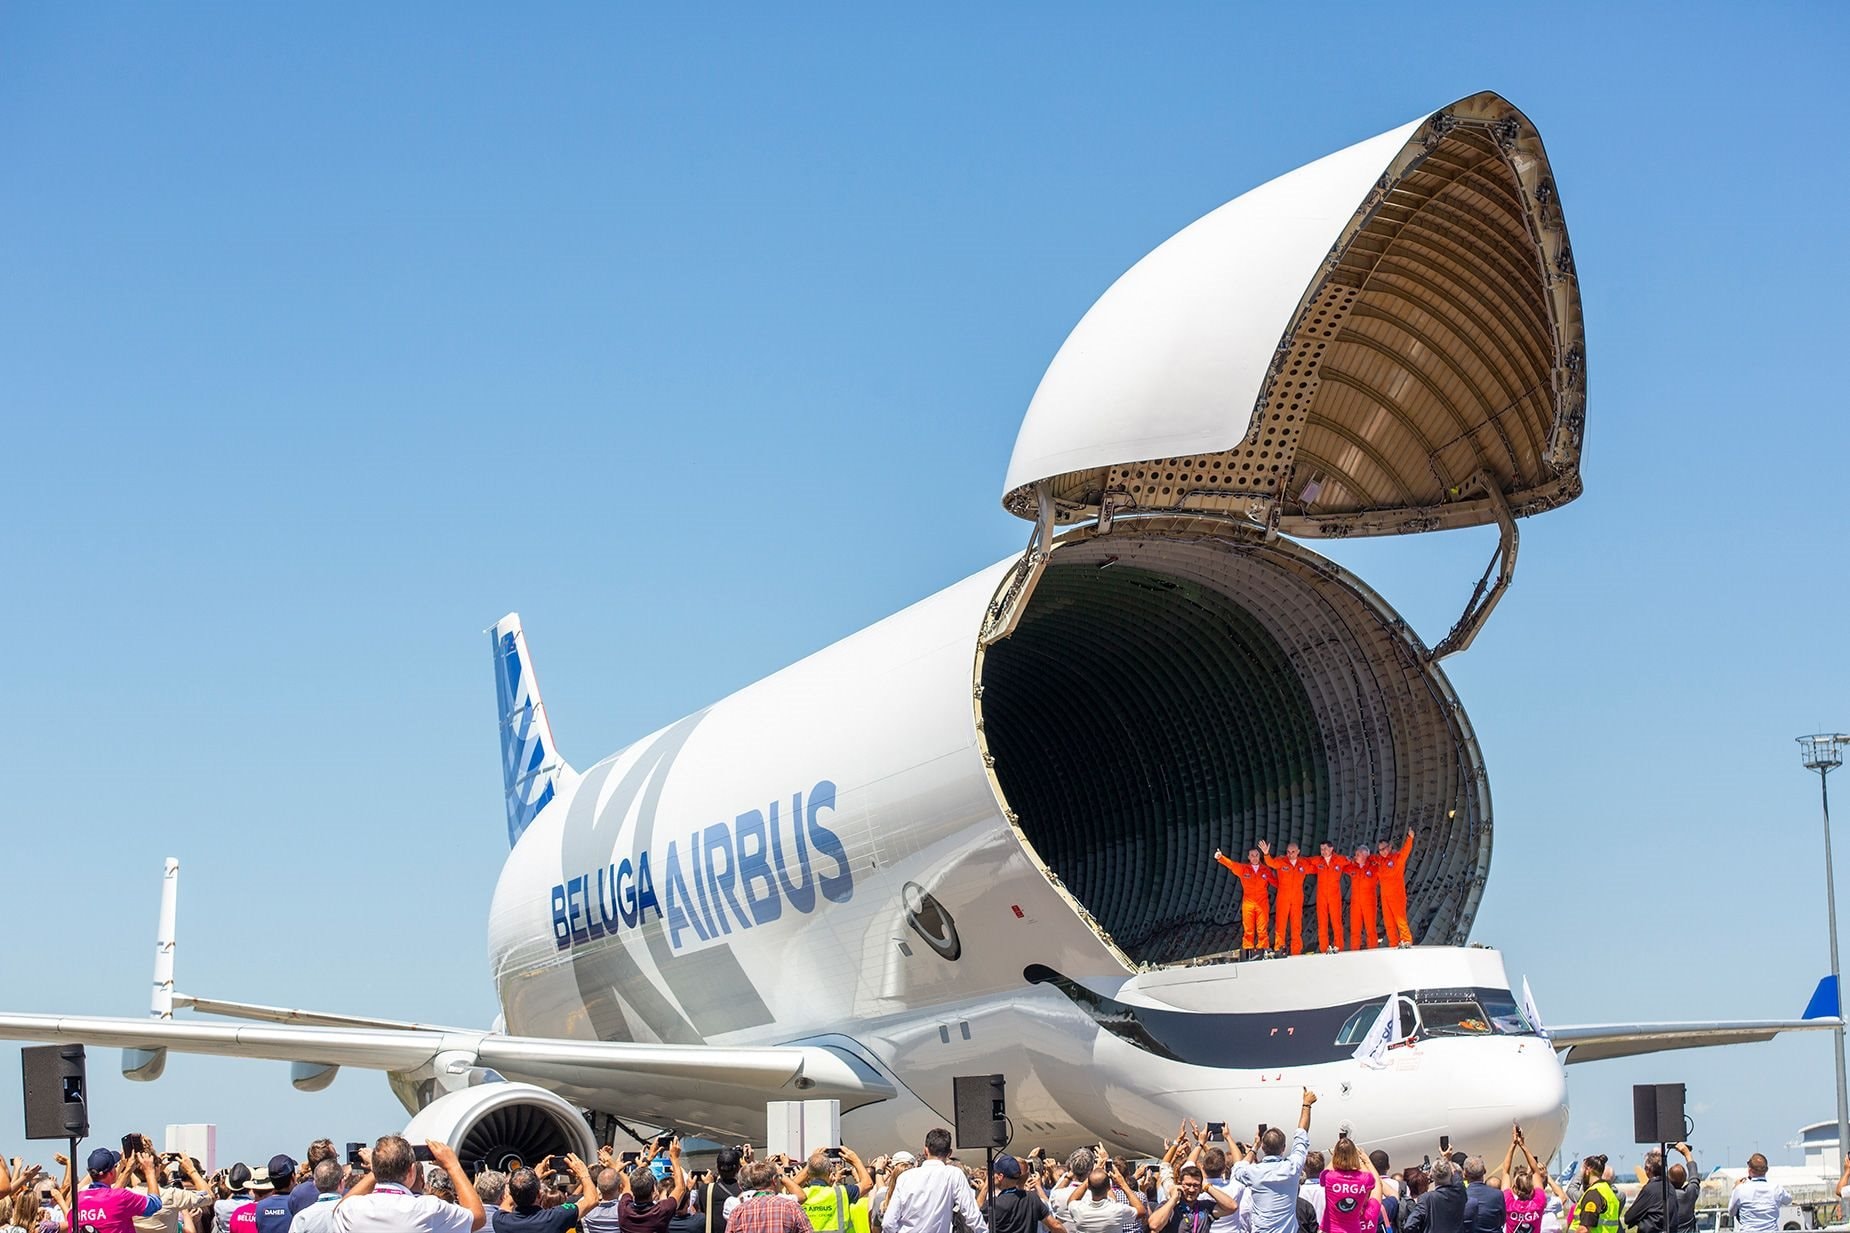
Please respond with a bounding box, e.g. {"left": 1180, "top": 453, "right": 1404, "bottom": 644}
{"left": 1418, "top": 1001, "right": 1493, "bottom": 1036}
{"left": 1480, "top": 990, "right": 1534, "bottom": 1034}
{"left": 1413, "top": 988, "right": 1536, "bottom": 1037}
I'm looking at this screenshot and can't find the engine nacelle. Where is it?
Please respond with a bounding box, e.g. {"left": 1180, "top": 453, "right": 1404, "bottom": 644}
{"left": 401, "top": 1083, "right": 595, "bottom": 1173}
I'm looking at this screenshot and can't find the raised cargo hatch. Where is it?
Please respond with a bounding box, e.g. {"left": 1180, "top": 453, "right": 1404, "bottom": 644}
{"left": 1001, "top": 90, "right": 1586, "bottom": 541}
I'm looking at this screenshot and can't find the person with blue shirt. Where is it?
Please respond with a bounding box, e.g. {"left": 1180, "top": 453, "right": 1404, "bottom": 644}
{"left": 1460, "top": 1159, "right": 1505, "bottom": 1233}
{"left": 1229, "top": 1089, "right": 1316, "bottom": 1233}
{"left": 255, "top": 1156, "right": 301, "bottom": 1233}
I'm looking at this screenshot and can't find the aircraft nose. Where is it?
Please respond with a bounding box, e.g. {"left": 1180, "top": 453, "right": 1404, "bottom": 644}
{"left": 1447, "top": 1039, "right": 1568, "bottom": 1162}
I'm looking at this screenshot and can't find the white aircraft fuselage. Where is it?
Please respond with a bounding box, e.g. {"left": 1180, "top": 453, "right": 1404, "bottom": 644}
{"left": 487, "top": 535, "right": 1567, "bottom": 1164}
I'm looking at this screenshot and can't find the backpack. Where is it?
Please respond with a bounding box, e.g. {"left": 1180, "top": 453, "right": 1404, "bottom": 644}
{"left": 1298, "top": 1197, "right": 1320, "bottom": 1233}
{"left": 705, "top": 1180, "right": 741, "bottom": 1233}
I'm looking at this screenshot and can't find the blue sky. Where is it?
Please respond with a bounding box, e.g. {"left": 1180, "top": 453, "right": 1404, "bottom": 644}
{"left": 4, "top": 1, "right": 1848, "bottom": 1173}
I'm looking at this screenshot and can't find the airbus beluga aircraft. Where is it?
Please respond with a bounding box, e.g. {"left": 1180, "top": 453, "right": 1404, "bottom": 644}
{"left": 4, "top": 90, "right": 1835, "bottom": 1171}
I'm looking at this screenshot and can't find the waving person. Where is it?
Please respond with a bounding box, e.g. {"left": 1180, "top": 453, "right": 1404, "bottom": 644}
{"left": 1214, "top": 848, "right": 1278, "bottom": 960}
{"left": 1498, "top": 1127, "right": 1562, "bottom": 1233}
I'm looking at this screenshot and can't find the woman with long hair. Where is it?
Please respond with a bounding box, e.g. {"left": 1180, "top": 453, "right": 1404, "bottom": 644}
{"left": 1, "top": 1185, "right": 39, "bottom": 1233}
{"left": 1321, "top": 1133, "right": 1386, "bottom": 1233}
{"left": 1496, "top": 1126, "right": 1566, "bottom": 1233}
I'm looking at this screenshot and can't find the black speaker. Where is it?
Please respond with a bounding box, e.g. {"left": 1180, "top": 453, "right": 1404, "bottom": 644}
{"left": 952, "top": 1073, "right": 1007, "bottom": 1149}
{"left": 22, "top": 1045, "right": 88, "bottom": 1140}
{"left": 1632, "top": 1082, "right": 1685, "bottom": 1144}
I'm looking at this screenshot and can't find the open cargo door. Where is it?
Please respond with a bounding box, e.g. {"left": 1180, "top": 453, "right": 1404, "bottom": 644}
{"left": 990, "top": 91, "right": 1585, "bottom": 658}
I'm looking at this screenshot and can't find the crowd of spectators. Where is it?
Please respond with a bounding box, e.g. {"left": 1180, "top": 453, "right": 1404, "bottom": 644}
{"left": 0, "top": 1095, "right": 1768, "bottom": 1233}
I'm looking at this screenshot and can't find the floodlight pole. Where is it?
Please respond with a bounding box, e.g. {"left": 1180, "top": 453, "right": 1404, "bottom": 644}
{"left": 1800, "top": 734, "right": 1850, "bottom": 1174}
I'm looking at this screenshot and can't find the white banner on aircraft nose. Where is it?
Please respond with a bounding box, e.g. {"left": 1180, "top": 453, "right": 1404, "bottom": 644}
{"left": 1521, "top": 977, "right": 1549, "bottom": 1039}
{"left": 1354, "top": 994, "right": 1400, "bottom": 1069}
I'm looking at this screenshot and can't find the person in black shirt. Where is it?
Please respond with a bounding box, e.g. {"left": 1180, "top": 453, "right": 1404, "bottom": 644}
{"left": 496, "top": 1157, "right": 596, "bottom": 1233}
{"left": 689, "top": 1149, "right": 744, "bottom": 1233}
{"left": 983, "top": 1155, "right": 1063, "bottom": 1233}
{"left": 1624, "top": 1145, "right": 1700, "bottom": 1233}
{"left": 1403, "top": 1158, "right": 1466, "bottom": 1233}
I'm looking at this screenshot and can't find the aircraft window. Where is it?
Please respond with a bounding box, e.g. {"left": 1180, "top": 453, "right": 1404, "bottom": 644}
{"left": 1334, "top": 1001, "right": 1385, "bottom": 1045}
{"left": 1405, "top": 988, "right": 1538, "bottom": 1037}
{"left": 1333, "top": 997, "right": 1416, "bottom": 1045}
{"left": 1418, "top": 1000, "right": 1494, "bottom": 1036}
{"left": 1479, "top": 990, "right": 1534, "bottom": 1034}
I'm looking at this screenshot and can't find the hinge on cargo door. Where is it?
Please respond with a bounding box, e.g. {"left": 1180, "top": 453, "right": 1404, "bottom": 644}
{"left": 1427, "top": 471, "right": 1519, "bottom": 662}
{"left": 980, "top": 481, "right": 1055, "bottom": 646}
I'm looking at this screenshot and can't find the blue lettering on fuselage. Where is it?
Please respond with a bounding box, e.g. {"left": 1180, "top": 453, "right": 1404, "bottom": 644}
{"left": 551, "top": 780, "right": 849, "bottom": 953}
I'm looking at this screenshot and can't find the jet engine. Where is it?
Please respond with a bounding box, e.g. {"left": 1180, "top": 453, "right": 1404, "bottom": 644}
{"left": 400, "top": 1083, "right": 596, "bottom": 1172}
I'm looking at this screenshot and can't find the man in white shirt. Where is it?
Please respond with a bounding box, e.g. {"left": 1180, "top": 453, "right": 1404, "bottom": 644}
{"left": 332, "top": 1137, "right": 485, "bottom": 1233}
{"left": 1727, "top": 1156, "right": 1789, "bottom": 1233}
{"left": 879, "top": 1130, "right": 987, "bottom": 1233}
{"left": 1298, "top": 1154, "right": 1325, "bottom": 1227}
{"left": 288, "top": 1161, "right": 345, "bottom": 1233}
{"left": 1048, "top": 1151, "right": 1095, "bottom": 1214}
{"left": 1053, "top": 1158, "right": 1145, "bottom": 1233}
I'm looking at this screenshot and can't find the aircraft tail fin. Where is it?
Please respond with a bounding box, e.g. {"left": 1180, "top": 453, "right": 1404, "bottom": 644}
{"left": 492, "top": 614, "right": 573, "bottom": 847}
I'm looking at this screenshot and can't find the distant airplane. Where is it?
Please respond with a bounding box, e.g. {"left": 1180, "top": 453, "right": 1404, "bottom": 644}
{"left": 3, "top": 90, "right": 1835, "bottom": 1171}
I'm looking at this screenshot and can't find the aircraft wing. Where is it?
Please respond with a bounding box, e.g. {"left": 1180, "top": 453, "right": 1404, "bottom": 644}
{"left": 1549, "top": 1018, "right": 1841, "bottom": 1064}
{"left": 0, "top": 1012, "right": 893, "bottom": 1109}
{"left": 1544, "top": 974, "right": 1843, "bottom": 1063}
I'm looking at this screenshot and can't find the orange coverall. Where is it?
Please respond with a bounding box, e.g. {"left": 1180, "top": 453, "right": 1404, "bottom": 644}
{"left": 1263, "top": 854, "right": 1315, "bottom": 955}
{"left": 1304, "top": 853, "right": 1348, "bottom": 952}
{"left": 1341, "top": 855, "right": 1381, "bottom": 949}
{"left": 1216, "top": 854, "right": 1277, "bottom": 949}
{"left": 1374, "top": 832, "right": 1415, "bottom": 946}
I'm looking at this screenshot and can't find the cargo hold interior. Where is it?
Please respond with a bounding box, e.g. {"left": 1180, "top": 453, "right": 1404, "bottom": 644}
{"left": 975, "top": 528, "right": 1490, "bottom": 966}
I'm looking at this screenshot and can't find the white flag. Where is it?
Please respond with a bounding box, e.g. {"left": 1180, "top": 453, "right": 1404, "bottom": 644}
{"left": 1353, "top": 994, "right": 1399, "bottom": 1069}
{"left": 1521, "top": 977, "right": 1550, "bottom": 1039}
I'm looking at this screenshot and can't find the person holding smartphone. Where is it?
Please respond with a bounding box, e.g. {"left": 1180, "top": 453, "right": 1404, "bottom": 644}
{"left": 72, "top": 1149, "right": 164, "bottom": 1233}
{"left": 1148, "top": 1163, "right": 1237, "bottom": 1233}
{"left": 1051, "top": 1153, "right": 1143, "bottom": 1233}
{"left": 331, "top": 1137, "right": 485, "bottom": 1233}
{"left": 687, "top": 1147, "right": 745, "bottom": 1233}
{"left": 798, "top": 1147, "right": 870, "bottom": 1233}
{"left": 1228, "top": 1090, "right": 1317, "bottom": 1233}
{"left": 120, "top": 1139, "right": 211, "bottom": 1233}
{"left": 497, "top": 1156, "right": 596, "bottom": 1233}
{"left": 618, "top": 1139, "right": 689, "bottom": 1233}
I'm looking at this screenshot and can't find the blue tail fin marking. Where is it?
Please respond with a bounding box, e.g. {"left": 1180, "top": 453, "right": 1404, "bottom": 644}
{"left": 492, "top": 613, "right": 568, "bottom": 847}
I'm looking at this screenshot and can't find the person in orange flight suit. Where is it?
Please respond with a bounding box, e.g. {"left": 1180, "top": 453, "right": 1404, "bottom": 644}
{"left": 1340, "top": 844, "right": 1381, "bottom": 949}
{"left": 1304, "top": 840, "right": 1349, "bottom": 954}
{"left": 1213, "top": 846, "right": 1278, "bottom": 959}
{"left": 1373, "top": 828, "right": 1416, "bottom": 948}
{"left": 1256, "top": 838, "right": 1314, "bottom": 956}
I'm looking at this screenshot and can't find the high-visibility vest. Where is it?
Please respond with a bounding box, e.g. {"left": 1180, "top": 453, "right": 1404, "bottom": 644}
{"left": 848, "top": 1195, "right": 872, "bottom": 1233}
{"left": 1584, "top": 1182, "right": 1622, "bottom": 1233}
{"left": 803, "top": 1184, "right": 852, "bottom": 1231}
